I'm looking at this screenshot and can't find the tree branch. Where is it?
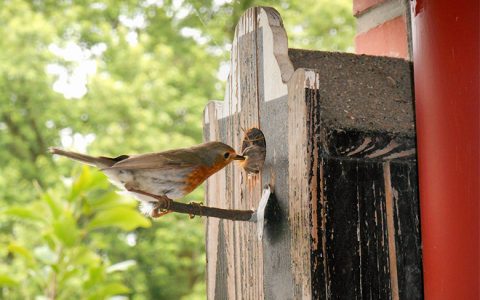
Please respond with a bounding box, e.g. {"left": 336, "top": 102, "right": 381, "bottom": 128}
{"left": 129, "top": 189, "right": 255, "bottom": 221}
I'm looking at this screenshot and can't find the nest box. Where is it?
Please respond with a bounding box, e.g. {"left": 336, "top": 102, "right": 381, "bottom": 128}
{"left": 203, "top": 7, "right": 422, "bottom": 300}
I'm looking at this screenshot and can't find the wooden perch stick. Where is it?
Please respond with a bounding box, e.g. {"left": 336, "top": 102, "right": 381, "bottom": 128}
{"left": 129, "top": 188, "right": 255, "bottom": 221}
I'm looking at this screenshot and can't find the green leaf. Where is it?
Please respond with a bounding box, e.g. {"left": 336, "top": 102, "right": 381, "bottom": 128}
{"left": 68, "top": 167, "right": 110, "bottom": 202}
{"left": 43, "top": 232, "right": 57, "bottom": 250}
{"left": 7, "top": 242, "right": 34, "bottom": 263}
{"left": 68, "top": 166, "right": 93, "bottom": 202}
{"left": 85, "top": 191, "right": 120, "bottom": 212}
{"left": 0, "top": 274, "right": 18, "bottom": 286}
{"left": 84, "top": 265, "right": 105, "bottom": 289}
{"left": 43, "top": 192, "right": 62, "bottom": 219}
{"left": 58, "top": 267, "right": 81, "bottom": 288}
{"left": 87, "top": 207, "right": 151, "bottom": 231}
{"left": 71, "top": 247, "right": 100, "bottom": 266}
{"left": 2, "top": 206, "right": 47, "bottom": 223}
{"left": 87, "top": 282, "right": 130, "bottom": 300}
{"left": 102, "top": 282, "right": 130, "bottom": 294}
{"left": 53, "top": 213, "right": 79, "bottom": 247}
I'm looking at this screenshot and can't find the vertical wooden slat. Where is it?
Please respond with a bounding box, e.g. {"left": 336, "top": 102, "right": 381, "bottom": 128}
{"left": 233, "top": 8, "right": 263, "bottom": 300}
{"left": 390, "top": 162, "right": 423, "bottom": 299}
{"left": 287, "top": 69, "right": 313, "bottom": 299}
{"left": 384, "top": 162, "right": 400, "bottom": 300}
{"left": 203, "top": 101, "right": 225, "bottom": 300}
{"left": 204, "top": 7, "right": 270, "bottom": 300}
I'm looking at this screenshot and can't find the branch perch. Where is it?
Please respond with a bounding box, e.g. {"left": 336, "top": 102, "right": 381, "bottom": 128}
{"left": 128, "top": 188, "right": 255, "bottom": 221}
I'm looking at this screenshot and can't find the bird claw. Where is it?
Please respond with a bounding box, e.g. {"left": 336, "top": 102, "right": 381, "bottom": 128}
{"left": 151, "top": 206, "right": 172, "bottom": 218}
{"left": 152, "top": 197, "right": 174, "bottom": 218}
{"left": 188, "top": 201, "right": 203, "bottom": 219}
{"left": 125, "top": 187, "right": 173, "bottom": 218}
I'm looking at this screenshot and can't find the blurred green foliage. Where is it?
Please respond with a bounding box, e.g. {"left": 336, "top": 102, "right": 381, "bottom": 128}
{"left": 0, "top": 0, "right": 353, "bottom": 298}
{"left": 1, "top": 166, "right": 150, "bottom": 299}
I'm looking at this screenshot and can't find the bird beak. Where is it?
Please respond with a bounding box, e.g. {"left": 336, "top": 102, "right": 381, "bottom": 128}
{"left": 233, "top": 154, "right": 246, "bottom": 161}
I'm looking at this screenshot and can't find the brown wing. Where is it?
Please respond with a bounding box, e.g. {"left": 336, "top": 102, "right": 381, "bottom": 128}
{"left": 107, "top": 148, "right": 203, "bottom": 170}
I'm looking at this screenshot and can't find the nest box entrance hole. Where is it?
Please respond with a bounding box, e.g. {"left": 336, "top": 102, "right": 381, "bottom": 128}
{"left": 240, "top": 128, "right": 266, "bottom": 175}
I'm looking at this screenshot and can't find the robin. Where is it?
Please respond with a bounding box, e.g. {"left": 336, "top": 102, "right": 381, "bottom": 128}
{"left": 49, "top": 142, "right": 245, "bottom": 217}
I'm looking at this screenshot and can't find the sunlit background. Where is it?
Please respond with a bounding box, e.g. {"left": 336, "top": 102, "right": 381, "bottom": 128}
{"left": 0, "top": 0, "right": 353, "bottom": 298}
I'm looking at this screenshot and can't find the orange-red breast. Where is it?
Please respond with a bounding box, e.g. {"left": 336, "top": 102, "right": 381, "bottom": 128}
{"left": 49, "top": 142, "right": 245, "bottom": 216}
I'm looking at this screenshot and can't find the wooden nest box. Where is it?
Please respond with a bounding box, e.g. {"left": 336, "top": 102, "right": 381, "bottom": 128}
{"left": 203, "top": 7, "right": 422, "bottom": 300}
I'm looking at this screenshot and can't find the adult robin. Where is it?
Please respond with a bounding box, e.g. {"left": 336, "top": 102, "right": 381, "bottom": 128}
{"left": 50, "top": 142, "right": 245, "bottom": 217}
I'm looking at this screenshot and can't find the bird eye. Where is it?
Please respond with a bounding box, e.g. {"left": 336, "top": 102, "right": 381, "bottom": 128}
{"left": 223, "top": 152, "right": 230, "bottom": 159}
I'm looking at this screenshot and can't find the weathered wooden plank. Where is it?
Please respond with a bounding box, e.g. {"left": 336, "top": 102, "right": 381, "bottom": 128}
{"left": 203, "top": 101, "right": 226, "bottom": 300}
{"left": 255, "top": 7, "right": 297, "bottom": 300}
{"left": 320, "top": 159, "right": 392, "bottom": 299}
{"left": 234, "top": 28, "right": 263, "bottom": 300}
{"left": 287, "top": 69, "right": 317, "bottom": 299}
{"left": 384, "top": 162, "right": 400, "bottom": 300}
{"left": 260, "top": 95, "right": 294, "bottom": 299}
{"left": 390, "top": 162, "right": 423, "bottom": 300}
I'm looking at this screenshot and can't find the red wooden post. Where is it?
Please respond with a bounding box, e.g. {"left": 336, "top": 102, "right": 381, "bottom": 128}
{"left": 412, "top": 0, "right": 479, "bottom": 298}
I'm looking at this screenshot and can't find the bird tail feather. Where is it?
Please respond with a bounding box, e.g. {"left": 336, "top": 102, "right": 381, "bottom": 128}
{"left": 49, "top": 147, "right": 114, "bottom": 168}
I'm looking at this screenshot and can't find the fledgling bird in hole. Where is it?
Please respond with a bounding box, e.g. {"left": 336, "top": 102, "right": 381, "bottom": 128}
{"left": 49, "top": 142, "right": 245, "bottom": 218}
